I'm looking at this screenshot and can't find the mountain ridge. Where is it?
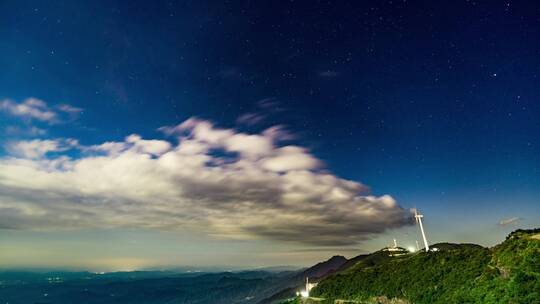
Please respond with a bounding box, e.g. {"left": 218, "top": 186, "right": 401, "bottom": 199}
{"left": 285, "top": 228, "right": 540, "bottom": 304}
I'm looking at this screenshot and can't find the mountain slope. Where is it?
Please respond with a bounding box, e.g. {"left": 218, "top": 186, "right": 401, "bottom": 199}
{"left": 335, "top": 254, "right": 369, "bottom": 273}
{"left": 310, "top": 228, "right": 540, "bottom": 304}
{"left": 297, "top": 255, "right": 347, "bottom": 280}
{"left": 258, "top": 255, "right": 347, "bottom": 304}
{"left": 451, "top": 228, "right": 540, "bottom": 303}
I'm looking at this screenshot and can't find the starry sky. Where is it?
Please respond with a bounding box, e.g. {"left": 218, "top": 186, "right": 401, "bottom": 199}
{"left": 0, "top": 1, "right": 539, "bottom": 271}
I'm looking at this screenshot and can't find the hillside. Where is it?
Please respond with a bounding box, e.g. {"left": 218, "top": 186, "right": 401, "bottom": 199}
{"left": 299, "top": 256, "right": 347, "bottom": 279}
{"left": 308, "top": 228, "right": 540, "bottom": 304}
{"left": 335, "top": 254, "right": 369, "bottom": 273}
{"left": 258, "top": 255, "right": 348, "bottom": 303}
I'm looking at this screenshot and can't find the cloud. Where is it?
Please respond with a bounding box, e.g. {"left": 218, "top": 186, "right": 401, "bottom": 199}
{"left": 1, "top": 98, "right": 58, "bottom": 123}
{"left": 0, "top": 98, "right": 82, "bottom": 124}
{"left": 6, "top": 138, "right": 79, "bottom": 159}
{"left": 56, "top": 104, "right": 83, "bottom": 114}
{"left": 0, "top": 118, "right": 412, "bottom": 246}
{"left": 263, "top": 125, "right": 295, "bottom": 141}
{"left": 498, "top": 217, "right": 521, "bottom": 226}
{"left": 261, "top": 146, "right": 320, "bottom": 172}
{"left": 236, "top": 113, "right": 265, "bottom": 126}
{"left": 235, "top": 98, "right": 285, "bottom": 127}
{"left": 125, "top": 134, "right": 172, "bottom": 155}
{"left": 4, "top": 126, "right": 47, "bottom": 136}
{"left": 256, "top": 97, "right": 282, "bottom": 112}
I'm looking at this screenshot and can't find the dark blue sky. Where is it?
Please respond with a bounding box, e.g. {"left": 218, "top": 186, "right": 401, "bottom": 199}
{"left": 0, "top": 1, "right": 539, "bottom": 269}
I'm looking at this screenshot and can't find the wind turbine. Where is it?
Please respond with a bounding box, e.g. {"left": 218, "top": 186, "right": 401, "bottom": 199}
{"left": 413, "top": 208, "right": 430, "bottom": 252}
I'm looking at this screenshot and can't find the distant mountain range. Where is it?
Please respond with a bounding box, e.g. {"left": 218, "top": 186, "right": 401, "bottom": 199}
{"left": 0, "top": 229, "right": 537, "bottom": 304}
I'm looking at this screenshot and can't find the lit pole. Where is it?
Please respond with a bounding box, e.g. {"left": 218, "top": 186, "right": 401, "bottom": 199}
{"left": 414, "top": 209, "right": 430, "bottom": 252}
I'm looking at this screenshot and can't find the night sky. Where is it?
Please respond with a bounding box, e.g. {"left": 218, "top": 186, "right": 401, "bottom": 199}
{"left": 0, "top": 1, "right": 539, "bottom": 270}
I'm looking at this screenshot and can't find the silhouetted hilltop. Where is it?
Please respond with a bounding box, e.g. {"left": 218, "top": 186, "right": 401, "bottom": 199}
{"left": 297, "top": 255, "right": 347, "bottom": 280}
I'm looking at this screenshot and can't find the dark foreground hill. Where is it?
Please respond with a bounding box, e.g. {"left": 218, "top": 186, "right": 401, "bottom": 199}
{"left": 301, "top": 228, "right": 540, "bottom": 304}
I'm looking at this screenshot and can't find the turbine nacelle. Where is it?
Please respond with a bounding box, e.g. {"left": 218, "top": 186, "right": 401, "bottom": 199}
{"left": 412, "top": 208, "right": 423, "bottom": 221}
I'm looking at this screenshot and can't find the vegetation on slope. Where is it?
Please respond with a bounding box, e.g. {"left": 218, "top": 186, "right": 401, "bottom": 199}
{"left": 311, "top": 229, "right": 540, "bottom": 304}
{"left": 452, "top": 228, "right": 540, "bottom": 303}
{"left": 259, "top": 255, "right": 348, "bottom": 303}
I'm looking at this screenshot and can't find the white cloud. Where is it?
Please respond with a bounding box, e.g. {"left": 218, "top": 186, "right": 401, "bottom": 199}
{"left": 0, "top": 98, "right": 82, "bottom": 124}
{"left": 263, "top": 125, "right": 295, "bottom": 141}
{"left": 261, "top": 146, "right": 320, "bottom": 172}
{"left": 498, "top": 217, "right": 521, "bottom": 226}
{"left": 0, "top": 118, "right": 412, "bottom": 246}
{"left": 87, "top": 141, "right": 128, "bottom": 156}
{"left": 224, "top": 133, "right": 273, "bottom": 158}
{"left": 4, "top": 126, "right": 47, "bottom": 136}
{"left": 6, "top": 138, "right": 78, "bottom": 159}
{"left": 1, "top": 98, "right": 58, "bottom": 123}
{"left": 126, "top": 134, "right": 172, "bottom": 156}
{"left": 86, "top": 134, "right": 171, "bottom": 157}
{"left": 236, "top": 113, "right": 265, "bottom": 126}
{"left": 56, "top": 104, "right": 83, "bottom": 114}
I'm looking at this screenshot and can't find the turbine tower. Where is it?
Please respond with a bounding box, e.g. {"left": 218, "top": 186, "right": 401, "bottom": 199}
{"left": 299, "top": 277, "right": 311, "bottom": 298}
{"left": 414, "top": 208, "right": 430, "bottom": 252}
